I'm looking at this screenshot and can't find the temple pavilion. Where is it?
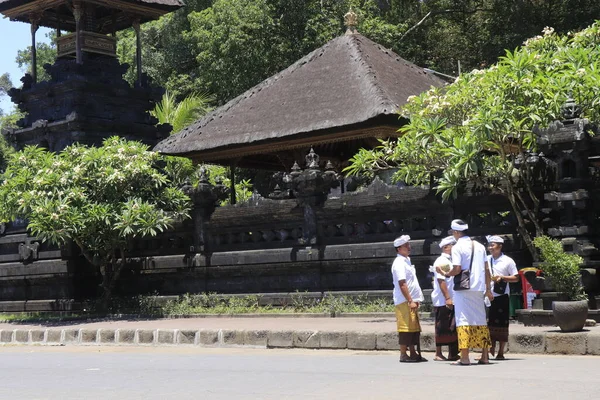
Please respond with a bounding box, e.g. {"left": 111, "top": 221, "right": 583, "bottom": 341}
{"left": 154, "top": 10, "right": 445, "bottom": 172}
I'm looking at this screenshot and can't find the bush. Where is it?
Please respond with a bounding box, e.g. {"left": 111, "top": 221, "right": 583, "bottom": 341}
{"left": 533, "top": 236, "right": 587, "bottom": 301}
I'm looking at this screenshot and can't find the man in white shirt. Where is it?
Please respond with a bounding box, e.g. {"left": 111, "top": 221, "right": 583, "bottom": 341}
{"left": 441, "top": 219, "right": 493, "bottom": 365}
{"left": 431, "top": 235, "right": 459, "bottom": 361}
{"left": 391, "top": 235, "right": 426, "bottom": 362}
{"left": 486, "top": 235, "right": 519, "bottom": 360}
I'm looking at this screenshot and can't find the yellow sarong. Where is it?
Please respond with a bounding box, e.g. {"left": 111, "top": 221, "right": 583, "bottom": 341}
{"left": 394, "top": 302, "right": 421, "bottom": 332}
{"left": 457, "top": 325, "right": 491, "bottom": 350}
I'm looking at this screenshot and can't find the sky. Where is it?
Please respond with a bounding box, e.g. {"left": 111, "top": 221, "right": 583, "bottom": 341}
{"left": 0, "top": 17, "right": 51, "bottom": 114}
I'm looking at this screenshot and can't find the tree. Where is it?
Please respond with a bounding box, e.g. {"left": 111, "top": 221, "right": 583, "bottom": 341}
{"left": 0, "top": 134, "right": 14, "bottom": 174}
{"left": 345, "top": 22, "right": 600, "bottom": 257}
{"left": 184, "top": 0, "right": 282, "bottom": 104}
{"left": 0, "top": 137, "right": 191, "bottom": 306}
{"left": 15, "top": 32, "right": 57, "bottom": 83}
{"left": 0, "top": 73, "right": 11, "bottom": 96}
{"left": 0, "top": 73, "right": 13, "bottom": 118}
{"left": 116, "top": 0, "right": 214, "bottom": 93}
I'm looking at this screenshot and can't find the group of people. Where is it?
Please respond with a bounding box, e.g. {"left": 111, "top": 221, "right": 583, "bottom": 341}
{"left": 391, "top": 219, "right": 519, "bottom": 365}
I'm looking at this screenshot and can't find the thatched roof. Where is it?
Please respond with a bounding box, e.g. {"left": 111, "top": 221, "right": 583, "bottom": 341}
{"left": 155, "top": 33, "right": 444, "bottom": 165}
{"left": 0, "top": 0, "right": 183, "bottom": 32}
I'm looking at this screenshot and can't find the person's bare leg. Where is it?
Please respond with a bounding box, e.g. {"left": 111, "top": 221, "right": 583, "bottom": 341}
{"left": 399, "top": 344, "right": 409, "bottom": 361}
{"left": 455, "top": 348, "right": 470, "bottom": 365}
{"left": 435, "top": 346, "right": 447, "bottom": 361}
{"left": 408, "top": 345, "right": 417, "bottom": 359}
{"left": 480, "top": 347, "right": 489, "bottom": 364}
{"left": 496, "top": 342, "right": 506, "bottom": 359}
{"left": 490, "top": 340, "right": 496, "bottom": 357}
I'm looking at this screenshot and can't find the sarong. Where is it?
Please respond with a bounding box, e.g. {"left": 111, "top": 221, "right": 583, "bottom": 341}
{"left": 488, "top": 294, "right": 510, "bottom": 342}
{"left": 434, "top": 305, "right": 458, "bottom": 345}
{"left": 395, "top": 302, "right": 421, "bottom": 346}
{"left": 454, "top": 290, "right": 491, "bottom": 350}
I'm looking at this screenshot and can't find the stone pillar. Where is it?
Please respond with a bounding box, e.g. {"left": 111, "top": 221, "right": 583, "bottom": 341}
{"left": 132, "top": 19, "right": 143, "bottom": 87}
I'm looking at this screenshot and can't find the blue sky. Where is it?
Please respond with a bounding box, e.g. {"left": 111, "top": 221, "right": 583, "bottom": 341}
{"left": 0, "top": 17, "right": 51, "bottom": 113}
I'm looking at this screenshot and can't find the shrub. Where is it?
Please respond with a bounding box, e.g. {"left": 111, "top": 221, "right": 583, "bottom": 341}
{"left": 533, "top": 236, "right": 587, "bottom": 301}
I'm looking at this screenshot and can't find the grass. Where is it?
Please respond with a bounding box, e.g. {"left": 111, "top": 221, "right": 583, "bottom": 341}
{"left": 158, "top": 293, "right": 398, "bottom": 316}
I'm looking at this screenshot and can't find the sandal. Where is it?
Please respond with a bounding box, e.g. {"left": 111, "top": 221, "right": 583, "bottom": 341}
{"left": 451, "top": 360, "right": 471, "bottom": 366}
{"left": 399, "top": 358, "right": 417, "bottom": 363}
{"left": 477, "top": 360, "right": 490, "bottom": 365}
{"left": 495, "top": 355, "right": 506, "bottom": 360}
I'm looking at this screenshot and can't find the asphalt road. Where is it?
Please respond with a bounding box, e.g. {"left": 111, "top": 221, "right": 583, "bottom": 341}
{"left": 0, "top": 346, "right": 597, "bottom": 400}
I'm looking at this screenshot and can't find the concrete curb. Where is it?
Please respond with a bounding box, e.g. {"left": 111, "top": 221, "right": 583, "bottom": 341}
{"left": 0, "top": 328, "right": 598, "bottom": 355}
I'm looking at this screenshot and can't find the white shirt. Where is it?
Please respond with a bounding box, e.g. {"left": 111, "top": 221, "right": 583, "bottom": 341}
{"left": 431, "top": 253, "right": 455, "bottom": 307}
{"left": 488, "top": 253, "right": 518, "bottom": 297}
{"left": 451, "top": 236, "right": 489, "bottom": 292}
{"left": 391, "top": 254, "right": 424, "bottom": 305}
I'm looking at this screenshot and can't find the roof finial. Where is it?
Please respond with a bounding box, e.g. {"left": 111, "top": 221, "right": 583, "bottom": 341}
{"left": 344, "top": 8, "right": 358, "bottom": 35}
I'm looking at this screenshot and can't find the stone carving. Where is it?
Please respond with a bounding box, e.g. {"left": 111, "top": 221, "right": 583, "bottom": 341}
{"left": 181, "top": 171, "right": 229, "bottom": 260}
{"left": 19, "top": 241, "right": 40, "bottom": 263}
{"left": 561, "top": 96, "right": 582, "bottom": 120}
{"left": 278, "top": 149, "right": 340, "bottom": 245}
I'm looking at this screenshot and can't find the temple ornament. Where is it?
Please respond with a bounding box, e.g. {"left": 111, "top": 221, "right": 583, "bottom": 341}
{"left": 344, "top": 8, "right": 358, "bottom": 35}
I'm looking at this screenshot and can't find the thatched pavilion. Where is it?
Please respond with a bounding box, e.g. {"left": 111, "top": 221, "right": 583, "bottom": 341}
{"left": 154, "top": 11, "right": 444, "bottom": 172}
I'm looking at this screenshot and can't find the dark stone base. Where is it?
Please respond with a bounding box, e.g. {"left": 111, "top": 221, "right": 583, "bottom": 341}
{"left": 0, "top": 299, "right": 84, "bottom": 313}
{"left": 517, "top": 309, "right": 600, "bottom": 326}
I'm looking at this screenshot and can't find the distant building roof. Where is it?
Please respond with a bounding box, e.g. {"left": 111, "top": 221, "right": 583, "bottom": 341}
{"left": 155, "top": 33, "right": 444, "bottom": 166}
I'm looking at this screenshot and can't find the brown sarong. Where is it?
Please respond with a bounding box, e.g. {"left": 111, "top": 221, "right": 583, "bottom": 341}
{"left": 434, "top": 305, "right": 458, "bottom": 345}
{"left": 488, "top": 294, "right": 510, "bottom": 342}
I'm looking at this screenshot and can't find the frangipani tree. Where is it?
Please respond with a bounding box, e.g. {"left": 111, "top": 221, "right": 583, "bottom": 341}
{"left": 345, "top": 23, "right": 600, "bottom": 256}
{"left": 0, "top": 138, "right": 191, "bottom": 306}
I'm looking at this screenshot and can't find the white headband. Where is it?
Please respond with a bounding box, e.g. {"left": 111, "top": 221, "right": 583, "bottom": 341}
{"left": 486, "top": 235, "right": 504, "bottom": 244}
{"left": 451, "top": 219, "right": 468, "bottom": 231}
{"left": 439, "top": 236, "right": 456, "bottom": 248}
{"left": 393, "top": 235, "right": 411, "bottom": 247}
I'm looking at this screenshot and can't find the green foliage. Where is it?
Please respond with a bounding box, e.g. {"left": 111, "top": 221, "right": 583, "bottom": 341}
{"left": 346, "top": 22, "right": 600, "bottom": 255}
{"left": 533, "top": 236, "right": 587, "bottom": 301}
{"left": 0, "top": 134, "right": 14, "bottom": 174}
{"left": 158, "top": 292, "right": 394, "bottom": 316}
{"left": 0, "top": 108, "right": 24, "bottom": 132}
{"left": 163, "top": 293, "right": 263, "bottom": 315}
{"left": 0, "top": 137, "right": 191, "bottom": 303}
{"left": 185, "top": 0, "right": 281, "bottom": 104}
{"left": 16, "top": 32, "right": 57, "bottom": 82}
{"left": 151, "top": 91, "right": 214, "bottom": 134}
{"left": 0, "top": 72, "right": 11, "bottom": 97}
{"left": 111, "top": 0, "right": 600, "bottom": 106}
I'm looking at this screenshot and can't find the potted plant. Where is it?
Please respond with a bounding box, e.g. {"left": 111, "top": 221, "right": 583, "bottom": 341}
{"left": 533, "top": 236, "right": 588, "bottom": 332}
